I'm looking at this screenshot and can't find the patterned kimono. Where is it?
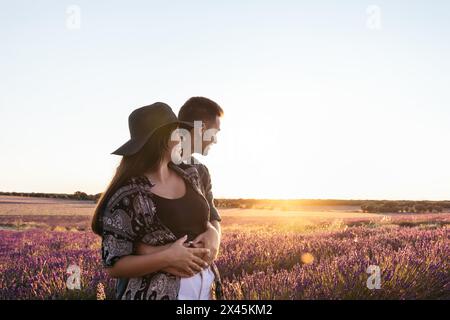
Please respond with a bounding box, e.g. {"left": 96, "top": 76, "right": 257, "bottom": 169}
{"left": 100, "top": 162, "right": 223, "bottom": 300}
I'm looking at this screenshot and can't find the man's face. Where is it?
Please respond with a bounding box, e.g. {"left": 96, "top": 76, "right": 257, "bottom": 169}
{"left": 168, "top": 129, "right": 183, "bottom": 163}
{"left": 201, "top": 116, "right": 221, "bottom": 155}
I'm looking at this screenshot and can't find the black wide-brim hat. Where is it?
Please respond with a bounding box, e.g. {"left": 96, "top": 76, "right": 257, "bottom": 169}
{"left": 111, "top": 102, "right": 194, "bottom": 156}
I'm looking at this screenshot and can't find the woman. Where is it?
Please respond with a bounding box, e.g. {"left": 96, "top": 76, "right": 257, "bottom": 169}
{"left": 91, "top": 102, "right": 223, "bottom": 300}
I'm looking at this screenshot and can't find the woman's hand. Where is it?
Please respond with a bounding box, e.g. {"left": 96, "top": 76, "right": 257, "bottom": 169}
{"left": 191, "top": 222, "right": 220, "bottom": 265}
{"left": 134, "top": 238, "right": 208, "bottom": 278}
{"left": 167, "top": 235, "right": 210, "bottom": 277}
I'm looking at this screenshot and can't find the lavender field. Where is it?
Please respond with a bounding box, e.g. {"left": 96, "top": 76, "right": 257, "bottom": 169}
{"left": 0, "top": 197, "right": 449, "bottom": 300}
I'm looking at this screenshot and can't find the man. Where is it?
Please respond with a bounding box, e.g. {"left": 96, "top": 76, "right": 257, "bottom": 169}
{"left": 136, "top": 97, "right": 223, "bottom": 277}
{"left": 178, "top": 96, "right": 223, "bottom": 247}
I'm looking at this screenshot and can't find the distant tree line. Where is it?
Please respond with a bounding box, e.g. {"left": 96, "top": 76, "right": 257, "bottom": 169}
{"left": 214, "top": 199, "right": 450, "bottom": 213}
{"left": 213, "top": 199, "right": 374, "bottom": 211}
{"left": 1, "top": 192, "right": 449, "bottom": 213}
{"left": 0, "top": 191, "right": 102, "bottom": 202}
{"left": 213, "top": 199, "right": 369, "bottom": 209}
{"left": 360, "top": 200, "right": 450, "bottom": 213}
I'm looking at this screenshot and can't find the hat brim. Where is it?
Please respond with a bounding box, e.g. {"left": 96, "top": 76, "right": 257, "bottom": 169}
{"left": 111, "top": 137, "right": 144, "bottom": 156}
{"left": 111, "top": 120, "right": 194, "bottom": 156}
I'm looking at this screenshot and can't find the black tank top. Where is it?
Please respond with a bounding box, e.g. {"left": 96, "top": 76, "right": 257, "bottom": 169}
{"left": 152, "top": 181, "right": 209, "bottom": 242}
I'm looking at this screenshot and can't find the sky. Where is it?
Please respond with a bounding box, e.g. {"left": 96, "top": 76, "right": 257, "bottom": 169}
{"left": 1, "top": 0, "right": 450, "bottom": 200}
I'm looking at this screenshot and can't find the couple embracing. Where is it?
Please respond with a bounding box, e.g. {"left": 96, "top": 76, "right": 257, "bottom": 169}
{"left": 91, "top": 97, "right": 224, "bottom": 300}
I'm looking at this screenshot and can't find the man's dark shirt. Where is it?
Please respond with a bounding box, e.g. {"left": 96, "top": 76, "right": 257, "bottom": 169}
{"left": 179, "top": 156, "right": 221, "bottom": 222}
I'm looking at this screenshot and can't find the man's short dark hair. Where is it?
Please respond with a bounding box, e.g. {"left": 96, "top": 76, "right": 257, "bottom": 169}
{"left": 178, "top": 97, "right": 224, "bottom": 124}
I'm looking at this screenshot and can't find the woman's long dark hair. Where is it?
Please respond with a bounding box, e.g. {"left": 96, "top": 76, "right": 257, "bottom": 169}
{"left": 91, "top": 123, "right": 178, "bottom": 235}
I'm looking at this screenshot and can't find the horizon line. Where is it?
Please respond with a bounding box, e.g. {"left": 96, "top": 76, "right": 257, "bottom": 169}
{"left": 1, "top": 191, "right": 449, "bottom": 203}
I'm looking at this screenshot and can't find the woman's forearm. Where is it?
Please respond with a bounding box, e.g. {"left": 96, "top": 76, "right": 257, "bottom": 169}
{"left": 135, "top": 242, "right": 172, "bottom": 255}
{"left": 107, "top": 249, "right": 172, "bottom": 278}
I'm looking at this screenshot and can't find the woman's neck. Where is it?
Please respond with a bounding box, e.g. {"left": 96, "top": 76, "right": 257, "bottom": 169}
{"left": 147, "top": 158, "right": 172, "bottom": 183}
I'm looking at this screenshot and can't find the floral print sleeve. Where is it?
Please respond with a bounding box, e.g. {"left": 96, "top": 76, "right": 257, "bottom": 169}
{"left": 101, "top": 182, "right": 148, "bottom": 268}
